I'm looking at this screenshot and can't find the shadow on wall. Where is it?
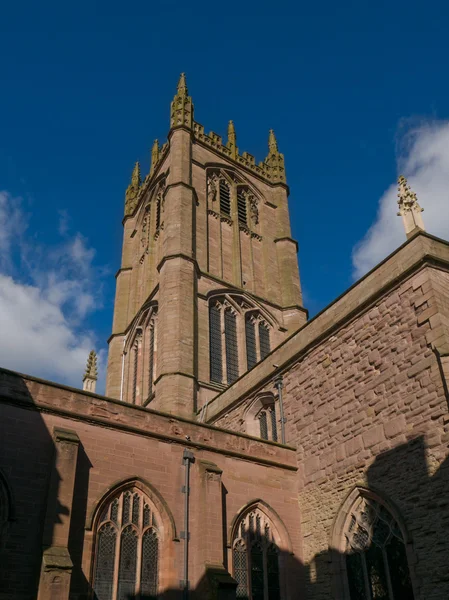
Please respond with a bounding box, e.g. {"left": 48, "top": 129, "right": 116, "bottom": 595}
{"left": 0, "top": 371, "right": 65, "bottom": 599}
{"left": 304, "top": 436, "right": 449, "bottom": 600}
{"left": 1, "top": 371, "right": 449, "bottom": 600}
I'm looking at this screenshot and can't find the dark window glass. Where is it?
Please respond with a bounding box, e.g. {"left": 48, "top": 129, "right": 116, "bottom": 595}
{"left": 143, "top": 503, "right": 151, "bottom": 528}
{"left": 122, "top": 492, "right": 131, "bottom": 525}
{"left": 267, "top": 544, "right": 281, "bottom": 600}
{"left": 366, "top": 543, "right": 388, "bottom": 600}
{"left": 225, "top": 310, "right": 239, "bottom": 384}
{"left": 209, "top": 305, "right": 222, "bottom": 383}
{"left": 93, "top": 524, "right": 117, "bottom": 600}
{"left": 233, "top": 541, "right": 249, "bottom": 599}
{"left": 270, "top": 407, "right": 278, "bottom": 442}
{"left": 155, "top": 196, "right": 161, "bottom": 230}
{"left": 141, "top": 529, "right": 159, "bottom": 598}
{"left": 259, "top": 411, "right": 268, "bottom": 440}
{"left": 117, "top": 526, "right": 138, "bottom": 600}
{"left": 148, "top": 323, "right": 155, "bottom": 397}
{"left": 219, "top": 180, "right": 231, "bottom": 216}
{"left": 259, "top": 323, "right": 270, "bottom": 360}
{"left": 347, "top": 552, "right": 367, "bottom": 600}
{"left": 132, "top": 343, "right": 138, "bottom": 404}
{"left": 250, "top": 544, "right": 264, "bottom": 600}
{"left": 387, "top": 536, "right": 414, "bottom": 600}
{"left": 245, "top": 317, "right": 257, "bottom": 370}
{"left": 110, "top": 499, "right": 119, "bottom": 525}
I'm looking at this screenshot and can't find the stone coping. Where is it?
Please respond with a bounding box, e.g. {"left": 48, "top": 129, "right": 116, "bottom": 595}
{"left": 203, "top": 231, "right": 449, "bottom": 422}
{"left": 0, "top": 368, "right": 296, "bottom": 471}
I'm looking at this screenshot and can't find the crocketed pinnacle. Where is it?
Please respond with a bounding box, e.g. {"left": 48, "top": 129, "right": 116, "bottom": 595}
{"left": 227, "top": 120, "right": 238, "bottom": 158}
{"left": 124, "top": 162, "right": 141, "bottom": 216}
{"left": 150, "top": 140, "right": 160, "bottom": 176}
{"left": 84, "top": 350, "right": 98, "bottom": 379}
{"left": 131, "top": 162, "right": 141, "bottom": 188}
{"left": 177, "top": 72, "right": 188, "bottom": 97}
{"left": 268, "top": 129, "right": 278, "bottom": 153}
{"left": 170, "top": 72, "right": 194, "bottom": 129}
{"left": 397, "top": 175, "right": 425, "bottom": 237}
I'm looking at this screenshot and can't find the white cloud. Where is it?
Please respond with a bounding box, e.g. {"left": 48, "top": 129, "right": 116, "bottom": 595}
{"left": 0, "top": 191, "right": 106, "bottom": 391}
{"left": 352, "top": 120, "right": 449, "bottom": 279}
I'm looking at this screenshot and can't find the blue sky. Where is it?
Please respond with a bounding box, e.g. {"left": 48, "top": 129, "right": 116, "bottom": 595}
{"left": 1, "top": 0, "right": 449, "bottom": 392}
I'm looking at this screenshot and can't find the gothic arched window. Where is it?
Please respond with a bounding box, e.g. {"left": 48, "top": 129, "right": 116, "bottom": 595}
{"left": 343, "top": 494, "right": 414, "bottom": 600}
{"left": 209, "top": 296, "right": 274, "bottom": 386}
{"left": 258, "top": 405, "right": 278, "bottom": 442}
{"left": 93, "top": 487, "right": 160, "bottom": 600}
{"left": 125, "top": 307, "right": 157, "bottom": 406}
{"left": 232, "top": 509, "right": 281, "bottom": 600}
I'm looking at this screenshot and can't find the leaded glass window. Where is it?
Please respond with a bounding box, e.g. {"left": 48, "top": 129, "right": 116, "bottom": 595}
{"left": 132, "top": 342, "right": 139, "bottom": 405}
{"left": 232, "top": 509, "right": 281, "bottom": 600}
{"left": 92, "top": 487, "right": 160, "bottom": 600}
{"left": 259, "top": 323, "right": 270, "bottom": 360}
{"left": 147, "top": 321, "right": 155, "bottom": 398}
{"left": 258, "top": 406, "right": 277, "bottom": 442}
{"left": 225, "top": 309, "right": 239, "bottom": 384}
{"left": 345, "top": 495, "right": 414, "bottom": 600}
{"left": 209, "top": 304, "right": 222, "bottom": 383}
{"left": 246, "top": 317, "right": 257, "bottom": 370}
{"left": 259, "top": 411, "right": 268, "bottom": 440}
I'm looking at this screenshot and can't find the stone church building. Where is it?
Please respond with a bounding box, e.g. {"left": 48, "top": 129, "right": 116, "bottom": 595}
{"left": 1, "top": 75, "right": 449, "bottom": 600}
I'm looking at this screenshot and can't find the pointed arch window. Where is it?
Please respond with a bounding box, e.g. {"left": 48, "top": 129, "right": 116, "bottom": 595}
{"left": 258, "top": 405, "right": 277, "bottom": 442}
{"left": 224, "top": 308, "right": 239, "bottom": 384}
{"left": 232, "top": 509, "right": 281, "bottom": 600}
{"left": 125, "top": 307, "right": 157, "bottom": 406}
{"left": 344, "top": 494, "right": 414, "bottom": 600}
{"left": 93, "top": 487, "right": 160, "bottom": 600}
{"left": 237, "top": 187, "right": 248, "bottom": 225}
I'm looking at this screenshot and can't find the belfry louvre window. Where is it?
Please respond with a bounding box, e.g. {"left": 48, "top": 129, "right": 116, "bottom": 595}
{"left": 233, "top": 509, "right": 281, "bottom": 600}
{"left": 344, "top": 495, "right": 414, "bottom": 600}
{"left": 237, "top": 188, "right": 248, "bottom": 225}
{"left": 219, "top": 179, "right": 231, "bottom": 216}
{"left": 93, "top": 488, "right": 159, "bottom": 600}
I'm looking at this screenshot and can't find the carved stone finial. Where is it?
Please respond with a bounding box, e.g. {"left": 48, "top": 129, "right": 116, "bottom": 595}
{"left": 177, "top": 72, "right": 188, "bottom": 97}
{"left": 171, "top": 73, "right": 194, "bottom": 129}
{"left": 265, "top": 130, "right": 286, "bottom": 183}
{"left": 268, "top": 129, "right": 278, "bottom": 153}
{"left": 150, "top": 139, "right": 160, "bottom": 176}
{"left": 226, "top": 120, "right": 238, "bottom": 159}
{"left": 397, "top": 175, "right": 425, "bottom": 238}
{"left": 83, "top": 350, "right": 98, "bottom": 393}
{"left": 124, "top": 162, "right": 141, "bottom": 216}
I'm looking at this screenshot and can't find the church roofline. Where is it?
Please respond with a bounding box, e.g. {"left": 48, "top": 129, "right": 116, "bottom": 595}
{"left": 0, "top": 366, "right": 297, "bottom": 470}
{"left": 203, "top": 230, "right": 449, "bottom": 423}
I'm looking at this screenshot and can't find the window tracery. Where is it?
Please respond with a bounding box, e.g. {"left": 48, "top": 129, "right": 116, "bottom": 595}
{"left": 92, "top": 487, "right": 160, "bottom": 600}
{"left": 343, "top": 494, "right": 414, "bottom": 600}
{"left": 209, "top": 295, "right": 272, "bottom": 386}
{"left": 125, "top": 307, "right": 158, "bottom": 405}
{"left": 206, "top": 170, "right": 260, "bottom": 230}
{"left": 232, "top": 509, "right": 281, "bottom": 600}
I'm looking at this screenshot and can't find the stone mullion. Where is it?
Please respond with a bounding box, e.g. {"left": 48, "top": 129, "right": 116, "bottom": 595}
{"left": 382, "top": 547, "right": 394, "bottom": 600}
{"left": 135, "top": 494, "right": 144, "bottom": 598}
{"left": 360, "top": 554, "right": 371, "bottom": 600}
{"left": 112, "top": 494, "right": 124, "bottom": 600}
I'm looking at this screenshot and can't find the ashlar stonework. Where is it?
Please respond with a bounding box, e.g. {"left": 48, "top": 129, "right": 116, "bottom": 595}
{"left": 1, "top": 74, "right": 449, "bottom": 600}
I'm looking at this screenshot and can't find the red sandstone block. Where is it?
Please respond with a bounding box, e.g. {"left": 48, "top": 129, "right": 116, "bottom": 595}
{"left": 362, "top": 425, "right": 384, "bottom": 449}
{"left": 384, "top": 415, "right": 406, "bottom": 438}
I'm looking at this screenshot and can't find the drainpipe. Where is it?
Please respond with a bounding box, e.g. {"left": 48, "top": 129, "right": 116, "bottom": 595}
{"left": 274, "top": 375, "right": 286, "bottom": 444}
{"left": 119, "top": 335, "right": 127, "bottom": 401}
{"left": 182, "top": 449, "right": 195, "bottom": 599}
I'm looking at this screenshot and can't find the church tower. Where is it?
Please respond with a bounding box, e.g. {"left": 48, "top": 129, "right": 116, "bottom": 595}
{"left": 106, "top": 74, "right": 306, "bottom": 417}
